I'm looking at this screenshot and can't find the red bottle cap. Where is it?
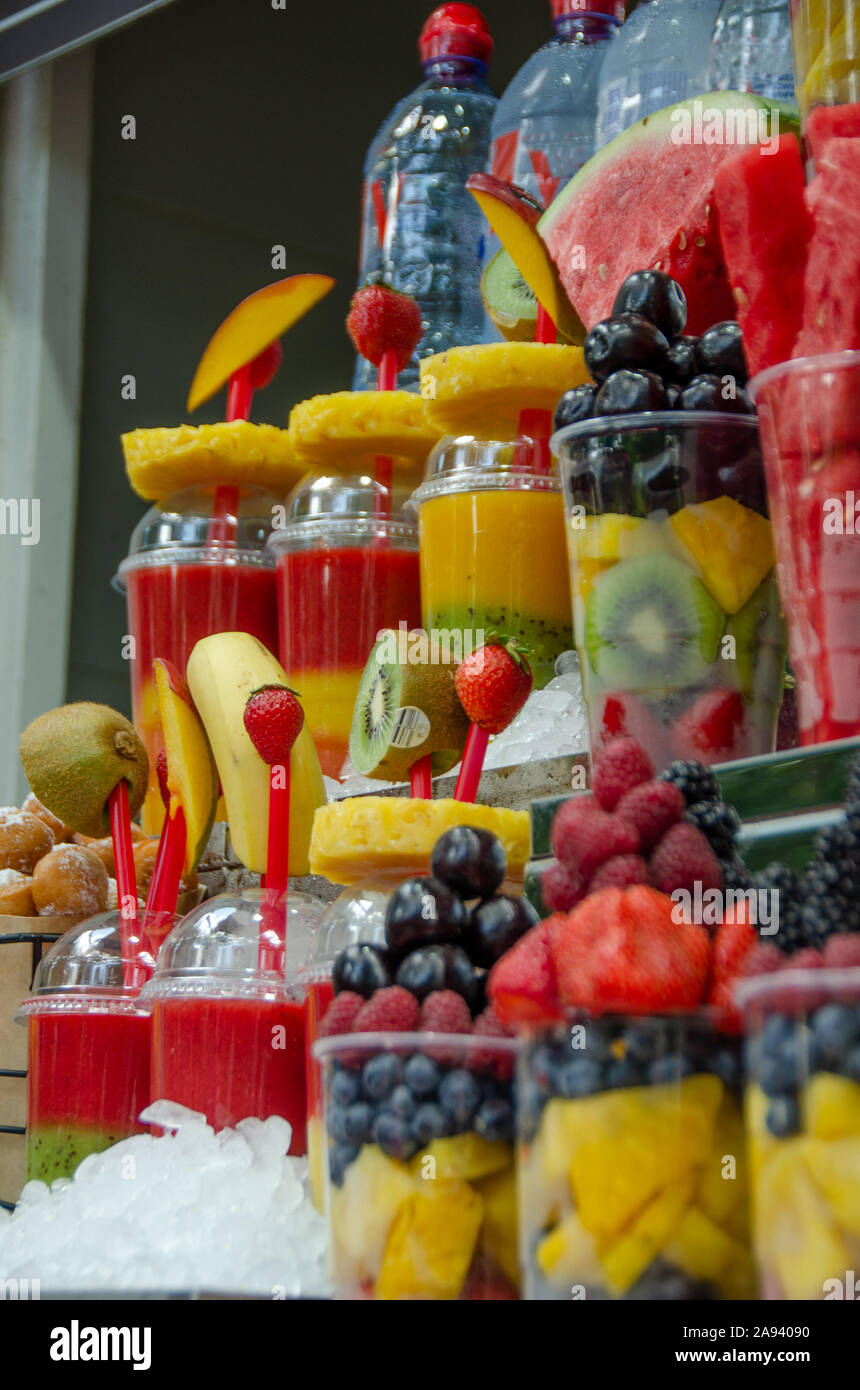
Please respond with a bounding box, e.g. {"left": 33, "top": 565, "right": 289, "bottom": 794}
{"left": 419, "top": 4, "right": 494, "bottom": 65}
{"left": 551, "top": 0, "right": 626, "bottom": 22}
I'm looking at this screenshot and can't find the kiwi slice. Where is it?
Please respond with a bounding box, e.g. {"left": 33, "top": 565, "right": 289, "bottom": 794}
{"left": 585, "top": 553, "right": 725, "bottom": 694}
{"left": 726, "top": 577, "right": 787, "bottom": 698}
{"left": 349, "top": 630, "right": 470, "bottom": 782}
{"left": 482, "top": 249, "right": 540, "bottom": 343}
{"left": 20, "top": 703, "right": 149, "bottom": 837}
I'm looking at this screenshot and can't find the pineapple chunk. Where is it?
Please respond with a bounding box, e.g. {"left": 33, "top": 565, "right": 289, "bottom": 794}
{"left": 755, "top": 1141, "right": 851, "bottom": 1300}
{"left": 696, "top": 1092, "right": 749, "bottom": 1229}
{"left": 802, "top": 1138, "right": 860, "bottom": 1237}
{"left": 413, "top": 1134, "right": 511, "bottom": 1182}
{"left": 419, "top": 343, "right": 590, "bottom": 437}
{"left": 669, "top": 498, "right": 775, "bottom": 614}
{"left": 329, "top": 1144, "right": 417, "bottom": 1283}
{"left": 803, "top": 1073, "right": 860, "bottom": 1139}
{"left": 309, "top": 796, "right": 530, "bottom": 886}
{"left": 600, "top": 1177, "right": 695, "bottom": 1294}
{"left": 122, "top": 421, "right": 300, "bottom": 501}
{"left": 288, "top": 390, "right": 441, "bottom": 468}
{"left": 665, "top": 1207, "right": 743, "bottom": 1284}
{"left": 536, "top": 1212, "right": 604, "bottom": 1289}
{"left": 475, "top": 1166, "right": 519, "bottom": 1289}
{"left": 376, "top": 1181, "right": 483, "bottom": 1300}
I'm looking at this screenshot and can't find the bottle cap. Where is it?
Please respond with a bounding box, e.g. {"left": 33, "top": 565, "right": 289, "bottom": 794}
{"left": 550, "top": 0, "right": 625, "bottom": 22}
{"left": 419, "top": 3, "right": 493, "bottom": 65}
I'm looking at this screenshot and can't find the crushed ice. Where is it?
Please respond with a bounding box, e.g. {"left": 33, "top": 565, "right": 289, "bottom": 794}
{"left": 0, "top": 1102, "right": 330, "bottom": 1297}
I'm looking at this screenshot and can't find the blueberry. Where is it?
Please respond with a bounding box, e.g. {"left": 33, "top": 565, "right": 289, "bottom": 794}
{"left": 385, "top": 876, "right": 467, "bottom": 957}
{"left": 412, "top": 1102, "right": 449, "bottom": 1146}
{"left": 554, "top": 384, "right": 597, "bottom": 432}
{"left": 529, "top": 1042, "right": 560, "bottom": 1095}
{"left": 584, "top": 436, "right": 635, "bottom": 512}
{"left": 343, "top": 1101, "right": 374, "bottom": 1145}
{"left": 326, "top": 1105, "right": 349, "bottom": 1144}
{"left": 403, "top": 1052, "right": 441, "bottom": 1099}
{"left": 759, "top": 1052, "right": 798, "bottom": 1098}
{"left": 708, "top": 1048, "right": 741, "bottom": 1090}
{"left": 595, "top": 368, "right": 668, "bottom": 416}
{"left": 665, "top": 383, "right": 682, "bottom": 409}
{"left": 361, "top": 1052, "right": 402, "bottom": 1102}
{"left": 580, "top": 1024, "right": 615, "bottom": 1064}
{"left": 611, "top": 270, "right": 688, "bottom": 341}
{"left": 473, "top": 1097, "right": 514, "bottom": 1143}
{"left": 332, "top": 1068, "right": 362, "bottom": 1107}
{"left": 841, "top": 1043, "right": 860, "bottom": 1082}
{"left": 332, "top": 943, "right": 390, "bottom": 998}
{"left": 633, "top": 454, "right": 690, "bottom": 518}
{"left": 386, "top": 1084, "right": 417, "bottom": 1121}
{"left": 811, "top": 1003, "right": 858, "bottom": 1068}
{"left": 649, "top": 1054, "right": 695, "bottom": 1085}
{"left": 766, "top": 1095, "right": 801, "bottom": 1138}
{"left": 464, "top": 894, "right": 539, "bottom": 968}
{"left": 605, "top": 1057, "right": 643, "bottom": 1089}
{"left": 439, "top": 1068, "right": 482, "bottom": 1128}
{"left": 694, "top": 321, "right": 748, "bottom": 385}
{"left": 621, "top": 1024, "right": 657, "bottom": 1065}
{"left": 430, "top": 826, "right": 507, "bottom": 900}
{"left": 329, "top": 1142, "right": 359, "bottom": 1186}
{"left": 762, "top": 1012, "right": 795, "bottom": 1056}
{"left": 679, "top": 373, "right": 755, "bottom": 415}
{"left": 664, "top": 335, "right": 699, "bottom": 385}
{"left": 584, "top": 313, "right": 670, "bottom": 383}
{"left": 373, "top": 1112, "right": 418, "bottom": 1161}
{"left": 555, "top": 1056, "right": 603, "bottom": 1098}
{"left": 395, "top": 943, "right": 479, "bottom": 1009}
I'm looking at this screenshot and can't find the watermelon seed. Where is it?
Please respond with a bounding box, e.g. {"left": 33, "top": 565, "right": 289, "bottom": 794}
{"left": 678, "top": 231, "right": 687, "bottom": 251}
{"left": 695, "top": 237, "right": 706, "bottom": 248}
{"left": 598, "top": 264, "right": 608, "bottom": 282}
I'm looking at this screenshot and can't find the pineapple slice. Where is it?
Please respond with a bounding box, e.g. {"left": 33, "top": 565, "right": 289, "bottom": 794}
{"left": 309, "top": 796, "right": 530, "bottom": 886}
{"left": 419, "top": 342, "right": 590, "bottom": 438}
{"left": 122, "top": 421, "right": 301, "bottom": 502}
{"left": 288, "top": 390, "right": 442, "bottom": 470}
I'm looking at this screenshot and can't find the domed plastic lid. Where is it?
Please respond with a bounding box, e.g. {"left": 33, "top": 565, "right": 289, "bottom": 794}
{"left": 419, "top": 3, "right": 493, "bottom": 64}
{"left": 409, "top": 435, "right": 561, "bottom": 508}
{"left": 551, "top": 0, "right": 625, "bottom": 23}
{"left": 18, "top": 910, "right": 177, "bottom": 1009}
{"left": 114, "top": 484, "right": 280, "bottom": 589}
{"left": 140, "top": 888, "right": 326, "bottom": 1002}
{"left": 301, "top": 874, "right": 399, "bottom": 978}
{"left": 267, "top": 474, "right": 418, "bottom": 552}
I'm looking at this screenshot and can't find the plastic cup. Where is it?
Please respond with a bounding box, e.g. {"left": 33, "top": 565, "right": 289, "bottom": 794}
{"left": 18, "top": 910, "right": 175, "bottom": 1182}
{"left": 412, "top": 437, "right": 573, "bottom": 690}
{"left": 553, "top": 411, "right": 785, "bottom": 768}
{"left": 314, "top": 1031, "right": 520, "bottom": 1300}
{"left": 751, "top": 352, "right": 860, "bottom": 746}
{"left": 116, "top": 485, "right": 281, "bottom": 831}
{"left": 789, "top": 0, "right": 860, "bottom": 121}
{"left": 517, "top": 1014, "right": 753, "bottom": 1301}
{"left": 739, "top": 966, "right": 860, "bottom": 1300}
{"left": 269, "top": 475, "right": 422, "bottom": 780}
{"left": 142, "top": 888, "right": 325, "bottom": 1153}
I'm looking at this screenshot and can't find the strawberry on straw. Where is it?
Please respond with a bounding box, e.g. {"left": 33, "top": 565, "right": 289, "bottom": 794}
{"left": 454, "top": 639, "right": 533, "bottom": 803}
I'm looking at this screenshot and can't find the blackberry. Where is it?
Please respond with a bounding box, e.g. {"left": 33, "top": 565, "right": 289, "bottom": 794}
{"left": 752, "top": 863, "right": 802, "bottom": 953}
{"left": 684, "top": 800, "right": 741, "bottom": 858}
{"left": 721, "top": 856, "right": 752, "bottom": 892}
{"left": 659, "top": 760, "right": 721, "bottom": 807}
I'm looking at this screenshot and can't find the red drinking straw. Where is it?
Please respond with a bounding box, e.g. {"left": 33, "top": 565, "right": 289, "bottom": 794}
{"left": 515, "top": 303, "right": 556, "bottom": 474}
{"left": 108, "top": 780, "right": 147, "bottom": 989}
{"left": 209, "top": 362, "right": 253, "bottom": 545}
{"left": 410, "top": 755, "right": 433, "bottom": 799}
{"left": 374, "top": 347, "right": 399, "bottom": 504}
{"left": 259, "top": 763, "right": 290, "bottom": 975}
{"left": 454, "top": 725, "right": 490, "bottom": 804}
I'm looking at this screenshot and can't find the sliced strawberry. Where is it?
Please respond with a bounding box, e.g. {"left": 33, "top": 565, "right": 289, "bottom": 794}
{"left": 487, "top": 918, "right": 562, "bottom": 1027}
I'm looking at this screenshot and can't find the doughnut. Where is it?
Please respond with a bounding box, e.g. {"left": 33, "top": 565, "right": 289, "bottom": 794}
{"left": 21, "top": 792, "right": 73, "bottom": 843}
{"left": 72, "top": 834, "right": 115, "bottom": 875}
{"left": 0, "top": 810, "right": 55, "bottom": 874}
{"left": 31, "top": 844, "right": 109, "bottom": 920}
{"left": 132, "top": 838, "right": 160, "bottom": 895}
{"left": 0, "top": 868, "right": 36, "bottom": 916}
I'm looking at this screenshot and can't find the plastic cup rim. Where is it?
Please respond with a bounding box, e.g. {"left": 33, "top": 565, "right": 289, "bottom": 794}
{"left": 735, "top": 965, "right": 860, "bottom": 1013}
{"left": 312, "top": 1029, "right": 520, "bottom": 1062}
{"left": 749, "top": 348, "right": 860, "bottom": 401}
{"left": 551, "top": 409, "right": 760, "bottom": 457}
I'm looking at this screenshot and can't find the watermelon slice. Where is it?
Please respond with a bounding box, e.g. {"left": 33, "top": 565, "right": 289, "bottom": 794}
{"left": 540, "top": 93, "right": 799, "bottom": 335}
{"left": 713, "top": 134, "right": 813, "bottom": 376}
{"left": 806, "top": 100, "right": 860, "bottom": 163}
{"left": 794, "top": 136, "right": 860, "bottom": 360}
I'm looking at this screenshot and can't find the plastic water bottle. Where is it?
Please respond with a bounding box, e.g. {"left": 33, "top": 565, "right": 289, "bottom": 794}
{"left": 707, "top": 1, "right": 796, "bottom": 103}
{"left": 353, "top": 4, "right": 496, "bottom": 391}
{"left": 489, "top": 2, "right": 625, "bottom": 209}
{"left": 595, "top": 0, "right": 724, "bottom": 147}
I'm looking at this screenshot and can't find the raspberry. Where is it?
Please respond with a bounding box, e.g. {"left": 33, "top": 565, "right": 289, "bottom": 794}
{"left": 616, "top": 779, "right": 684, "bottom": 851}
{"left": 549, "top": 795, "right": 600, "bottom": 864}
{"left": 420, "top": 989, "right": 472, "bottom": 1035}
{"left": 743, "top": 943, "right": 784, "bottom": 977}
{"left": 823, "top": 933, "right": 860, "bottom": 968}
{"left": 318, "top": 990, "right": 363, "bottom": 1037}
{"left": 592, "top": 737, "right": 654, "bottom": 811}
{"left": 353, "top": 985, "right": 420, "bottom": 1033}
{"left": 650, "top": 822, "right": 723, "bottom": 896}
{"left": 785, "top": 947, "right": 824, "bottom": 971}
{"left": 764, "top": 947, "right": 827, "bottom": 1011}
{"left": 470, "top": 1008, "right": 515, "bottom": 1080}
{"left": 488, "top": 919, "right": 561, "bottom": 1028}
{"left": 589, "top": 854, "right": 650, "bottom": 891}
{"left": 542, "top": 861, "right": 584, "bottom": 913}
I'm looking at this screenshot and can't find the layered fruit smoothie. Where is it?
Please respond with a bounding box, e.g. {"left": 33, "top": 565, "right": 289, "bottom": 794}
{"left": 556, "top": 414, "right": 786, "bottom": 767}
{"left": 519, "top": 1016, "right": 753, "bottom": 1301}
{"left": 789, "top": 0, "right": 859, "bottom": 120}
{"left": 316, "top": 1032, "right": 519, "bottom": 1300}
{"left": 753, "top": 355, "right": 860, "bottom": 746}
{"left": 304, "top": 971, "right": 335, "bottom": 1207}
{"left": 740, "top": 969, "right": 860, "bottom": 1299}
{"left": 150, "top": 991, "right": 307, "bottom": 1153}
{"left": 25, "top": 1001, "right": 151, "bottom": 1182}
{"left": 417, "top": 474, "right": 572, "bottom": 690}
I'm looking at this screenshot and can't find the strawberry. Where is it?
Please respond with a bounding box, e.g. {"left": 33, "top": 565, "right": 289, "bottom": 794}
{"left": 553, "top": 885, "right": 711, "bottom": 1015}
{"left": 706, "top": 908, "right": 758, "bottom": 1032}
{"left": 156, "top": 748, "right": 171, "bottom": 809}
{"left": 455, "top": 639, "right": 533, "bottom": 735}
{"left": 243, "top": 685, "right": 304, "bottom": 766}
{"left": 487, "top": 918, "right": 562, "bottom": 1027}
{"left": 592, "top": 737, "right": 654, "bottom": 811}
{"left": 594, "top": 692, "right": 662, "bottom": 757}
{"left": 248, "top": 339, "right": 283, "bottom": 390}
{"left": 346, "top": 282, "right": 423, "bottom": 371}
{"left": 673, "top": 689, "right": 746, "bottom": 763}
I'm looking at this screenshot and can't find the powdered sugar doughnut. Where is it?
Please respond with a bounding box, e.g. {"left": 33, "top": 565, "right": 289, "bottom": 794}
{"left": 21, "top": 792, "right": 73, "bottom": 844}
{"left": 31, "top": 844, "right": 109, "bottom": 919}
{"left": 72, "top": 833, "right": 115, "bottom": 875}
{"left": 0, "top": 868, "right": 36, "bottom": 916}
{"left": 0, "top": 810, "right": 54, "bottom": 874}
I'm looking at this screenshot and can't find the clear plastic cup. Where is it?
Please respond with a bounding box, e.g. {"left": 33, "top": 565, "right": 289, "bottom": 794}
{"left": 18, "top": 910, "right": 176, "bottom": 1182}
{"left": 314, "top": 1031, "right": 520, "bottom": 1300}
{"left": 411, "top": 437, "right": 573, "bottom": 690}
{"left": 115, "top": 485, "right": 281, "bottom": 831}
{"left": 789, "top": 0, "right": 859, "bottom": 121}
{"left": 751, "top": 352, "right": 860, "bottom": 747}
{"left": 268, "top": 475, "right": 422, "bottom": 780}
{"left": 517, "top": 1014, "right": 753, "bottom": 1301}
{"left": 738, "top": 967, "right": 860, "bottom": 1300}
{"left": 553, "top": 412, "right": 785, "bottom": 768}
{"left": 142, "top": 888, "right": 325, "bottom": 1153}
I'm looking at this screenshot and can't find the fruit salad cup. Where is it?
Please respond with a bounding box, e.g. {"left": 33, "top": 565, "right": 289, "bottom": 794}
{"left": 518, "top": 1014, "right": 754, "bottom": 1300}
{"left": 269, "top": 475, "right": 422, "bottom": 780}
{"left": 116, "top": 485, "right": 281, "bottom": 832}
{"left": 739, "top": 966, "right": 860, "bottom": 1300}
{"left": 789, "top": 0, "right": 860, "bottom": 121}
{"left": 413, "top": 437, "right": 573, "bottom": 690}
{"left": 315, "top": 1031, "right": 520, "bottom": 1299}
{"left": 751, "top": 352, "right": 860, "bottom": 746}
{"left": 554, "top": 412, "right": 786, "bottom": 767}
{"left": 19, "top": 910, "right": 175, "bottom": 1182}
{"left": 142, "top": 888, "right": 325, "bottom": 1154}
